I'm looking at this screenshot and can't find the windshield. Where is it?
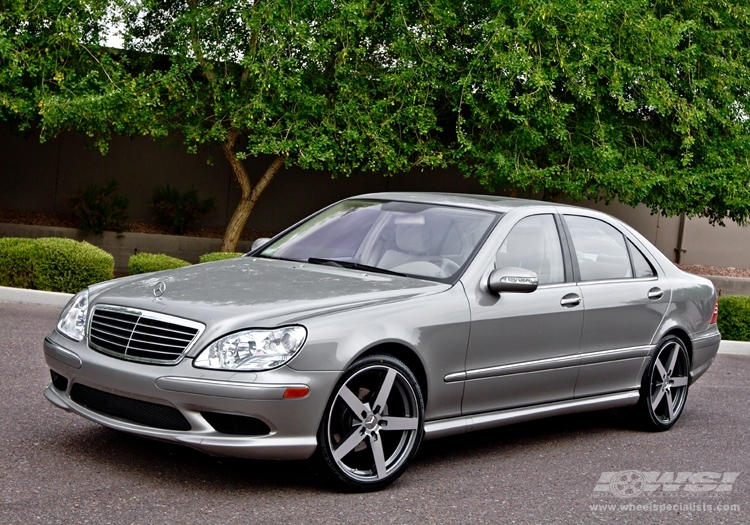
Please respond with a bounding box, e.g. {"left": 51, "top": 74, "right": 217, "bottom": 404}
{"left": 258, "top": 199, "right": 499, "bottom": 281}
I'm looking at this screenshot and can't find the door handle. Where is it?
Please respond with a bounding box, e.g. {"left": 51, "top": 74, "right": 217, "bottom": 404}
{"left": 560, "top": 293, "right": 581, "bottom": 307}
{"left": 648, "top": 287, "right": 663, "bottom": 300}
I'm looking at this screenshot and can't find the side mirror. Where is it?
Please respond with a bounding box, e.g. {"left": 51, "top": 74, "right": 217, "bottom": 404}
{"left": 251, "top": 237, "right": 271, "bottom": 252}
{"left": 488, "top": 267, "right": 539, "bottom": 294}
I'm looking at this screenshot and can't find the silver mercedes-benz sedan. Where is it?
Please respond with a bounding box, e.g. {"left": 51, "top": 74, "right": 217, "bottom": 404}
{"left": 43, "top": 193, "right": 721, "bottom": 491}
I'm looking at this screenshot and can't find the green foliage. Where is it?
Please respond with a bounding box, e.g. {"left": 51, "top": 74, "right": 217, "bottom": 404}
{"left": 452, "top": 0, "right": 750, "bottom": 224}
{"left": 4, "top": 0, "right": 750, "bottom": 232}
{"left": 128, "top": 252, "right": 190, "bottom": 275}
{"left": 199, "top": 252, "right": 243, "bottom": 263}
{"left": 69, "top": 180, "right": 129, "bottom": 234}
{"left": 718, "top": 296, "right": 750, "bottom": 342}
{"left": 150, "top": 185, "right": 215, "bottom": 235}
{"left": 32, "top": 238, "right": 114, "bottom": 293}
{"left": 0, "top": 238, "right": 36, "bottom": 288}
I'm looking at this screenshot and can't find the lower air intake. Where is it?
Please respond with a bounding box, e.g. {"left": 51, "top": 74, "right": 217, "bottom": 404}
{"left": 201, "top": 412, "right": 271, "bottom": 436}
{"left": 70, "top": 383, "right": 191, "bottom": 431}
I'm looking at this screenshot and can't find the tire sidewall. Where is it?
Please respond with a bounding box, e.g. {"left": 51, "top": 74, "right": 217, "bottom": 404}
{"left": 639, "top": 335, "right": 690, "bottom": 431}
{"left": 316, "top": 354, "right": 425, "bottom": 492}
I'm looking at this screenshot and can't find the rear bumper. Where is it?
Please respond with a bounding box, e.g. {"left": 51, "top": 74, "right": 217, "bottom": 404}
{"left": 689, "top": 326, "right": 721, "bottom": 385}
{"left": 43, "top": 332, "right": 340, "bottom": 460}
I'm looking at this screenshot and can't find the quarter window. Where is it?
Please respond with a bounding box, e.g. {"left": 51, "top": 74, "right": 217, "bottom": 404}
{"left": 628, "top": 239, "right": 657, "bottom": 278}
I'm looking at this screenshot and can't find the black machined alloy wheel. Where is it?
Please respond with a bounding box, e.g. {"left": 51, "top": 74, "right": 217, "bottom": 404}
{"left": 638, "top": 335, "right": 690, "bottom": 431}
{"left": 317, "top": 355, "right": 424, "bottom": 491}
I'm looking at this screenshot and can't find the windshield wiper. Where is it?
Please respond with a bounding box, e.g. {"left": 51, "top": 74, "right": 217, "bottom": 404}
{"left": 307, "top": 258, "right": 407, "bottom": 277}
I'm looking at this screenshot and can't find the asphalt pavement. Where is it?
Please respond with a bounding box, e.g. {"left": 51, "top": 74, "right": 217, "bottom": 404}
{"left": 1, "top": 301, "right": 748, "bottom": 524}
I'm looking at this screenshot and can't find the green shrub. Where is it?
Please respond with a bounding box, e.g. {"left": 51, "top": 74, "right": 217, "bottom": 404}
{"left": 69, "top": 180, "right": 129, "bottom": 234}
{"left": 199, "top": 252, "right": 244, "bottom": 263}
{"left": 718, "top": 296, "right": 750, "bottom": 342}
{"left": 33, "top": 238, "right": 114, "bottom": 293}
{"left": 0, "top": 238, "right": 36, "bottom": 288}
{"left": 129, "top": 252, "right": 191, "bottom": 275}
{"left": 150, "top": 185, "right": 215, "bottom": 235}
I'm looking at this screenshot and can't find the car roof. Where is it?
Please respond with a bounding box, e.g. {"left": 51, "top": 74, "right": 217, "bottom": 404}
{"left": 352, "top": 192, "right": 564, "bottom": 213}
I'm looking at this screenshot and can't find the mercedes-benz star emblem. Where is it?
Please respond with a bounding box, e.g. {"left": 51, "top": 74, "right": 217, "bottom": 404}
{"left": 153, "top": 281, "right": 167, "bottom": 299}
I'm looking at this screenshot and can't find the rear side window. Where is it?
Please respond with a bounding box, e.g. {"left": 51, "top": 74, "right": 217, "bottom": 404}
{"left": 564, "top": 215, "right": 632, "bottom": 281}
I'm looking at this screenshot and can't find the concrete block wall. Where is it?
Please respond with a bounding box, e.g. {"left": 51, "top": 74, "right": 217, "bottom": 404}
{"left": 2, "top": 126, "right": 749, "bottom": 270}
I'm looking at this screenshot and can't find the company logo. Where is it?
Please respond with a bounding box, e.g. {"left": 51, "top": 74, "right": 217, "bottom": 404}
{"left": 595, "top": 471, "right": 740, "bottom": 497}
{"left": 153, "top": 281, "right": 167, "bottom": 299}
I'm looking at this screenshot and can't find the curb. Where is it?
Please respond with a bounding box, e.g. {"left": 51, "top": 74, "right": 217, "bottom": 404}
{"left": 0, "top": 286, "right": 73, "bottom": 307}
{"left": 718, "top": 340, "right": 750, "bottom": 356}
{"left": 2, "top": 285, "right": 750, "bottom": 355}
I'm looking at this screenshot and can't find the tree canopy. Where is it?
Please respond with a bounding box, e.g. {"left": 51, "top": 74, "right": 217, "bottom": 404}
{"left": 452, "top": 0, "right": 750, "bottom": 225}
{"left": 2, "top": 0, "right": 750, "bottom": 249}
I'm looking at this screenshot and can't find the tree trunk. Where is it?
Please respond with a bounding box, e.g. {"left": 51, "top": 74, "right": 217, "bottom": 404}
{"left": 220, "top": 128, "right": 285, "bottom": 252}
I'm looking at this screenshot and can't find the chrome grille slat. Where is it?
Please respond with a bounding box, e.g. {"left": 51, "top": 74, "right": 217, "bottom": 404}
{"left": 126, "top": 337, "right": 188, "bottom": 349}
{"left": 91, "top": 319, "right": 140, "bottom": 333}
{"left": 90, "top": 326, "right": 133, "bottom": 342}
{"left": 88, "top": 305, "right": 205, "bottom": 365}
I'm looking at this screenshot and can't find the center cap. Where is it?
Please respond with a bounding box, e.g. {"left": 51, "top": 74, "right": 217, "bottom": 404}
{"left": 364, "top": 414, "right": 378, "bottom": 431}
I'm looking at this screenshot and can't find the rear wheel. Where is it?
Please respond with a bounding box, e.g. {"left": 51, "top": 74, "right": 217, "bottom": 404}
{"left": 317, "top": 354, "right": 424, "bottom": 491}
{"left": 636, "top": 336, "right": 690, "bottom": 431}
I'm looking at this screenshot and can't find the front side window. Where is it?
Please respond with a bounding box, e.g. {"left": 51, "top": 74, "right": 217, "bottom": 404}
{"left": 565, "top": 215, "right": 633, "bottom": 281}
{"left": 259, "top": 200, "right": 498, "bottom": 281}
{"left": 494, "top": 214, "right": 565, "bottom": 285}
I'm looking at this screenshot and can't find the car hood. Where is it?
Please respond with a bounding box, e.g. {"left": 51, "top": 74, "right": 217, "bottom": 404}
{"left": 88, "top": 257, "right": 448, "bottom": 341}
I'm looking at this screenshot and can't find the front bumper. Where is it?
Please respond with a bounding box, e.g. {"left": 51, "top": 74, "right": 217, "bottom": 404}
{"left": 43, "top": 332, "right": 340, "bottom": 460}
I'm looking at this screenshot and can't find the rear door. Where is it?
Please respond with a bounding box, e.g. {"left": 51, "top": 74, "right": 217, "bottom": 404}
{"left": 561, "top": 214, "right": 670, "bottom": 397}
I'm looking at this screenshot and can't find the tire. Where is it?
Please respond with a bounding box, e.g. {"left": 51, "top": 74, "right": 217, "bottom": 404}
{"left": 317, "top": 354, "right": 424, "bottom": 491}
{"left": 636, "top": 335, "right": 690, "bottom": 431}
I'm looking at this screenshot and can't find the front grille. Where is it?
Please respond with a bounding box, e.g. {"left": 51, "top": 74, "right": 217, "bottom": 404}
{"left": 70, "top": 383, "right": 191, "bottom": 431}
{"left": 89, "top": 305, "right": 204, "bottom": 364}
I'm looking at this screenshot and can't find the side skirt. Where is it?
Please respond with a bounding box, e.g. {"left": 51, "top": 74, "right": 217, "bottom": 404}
{"left": 423, "top": 391, "right": 640, "bottom": 440}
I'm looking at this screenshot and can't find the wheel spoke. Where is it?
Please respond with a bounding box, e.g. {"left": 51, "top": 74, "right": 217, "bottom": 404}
{"left": 332, "top": 428, "right": 366, "bottom": 462}
{"left": 380, "top": 416, "right": 419, "bottom": 431}
{"left": 651, "top": 388, "right": 665, "bottom": 412}
{"left": 666, "top": 343, "right": 679, "bottom": 375}
{"left": 665, "top": 390, "right": 675, "bottom": 421}
{"left": 654, "top": 359, "right": 668, "bottom": 381}
{"left": 338, "top": 386, "right": 368, "bottom": 419}
{"left": 671, "top": 376, "right": 688, "bottom": 388}
{"left": 373, "top": 368, "right": 397, "bottom": 414}
{"left": 370, "top": 434, "right": 387, "bottom": 480}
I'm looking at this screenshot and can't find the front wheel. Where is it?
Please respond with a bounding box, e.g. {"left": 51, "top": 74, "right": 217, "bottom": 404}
{"left": 317, "top": 354, "right": 424, "bottom": 491}
{"left": 636, "top": 336, "right": 690, "bottom": 431}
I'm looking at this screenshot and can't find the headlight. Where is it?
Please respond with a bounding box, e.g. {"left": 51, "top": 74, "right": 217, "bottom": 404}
{"left": 56, "top": 290, "right": 89, "bottom": 341}
{"left": 194, "top": 326, "right": 307, "bottom": 371}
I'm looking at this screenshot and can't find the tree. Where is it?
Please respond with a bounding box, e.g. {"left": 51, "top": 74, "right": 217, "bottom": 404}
{"left": 4, "top": 0, "right": 750, "bottom": 237}
{"left": 28, "top": 0, "right": 453, "bottom": 251}
{"left": 451, "top": 0, "right": 750, "bottom": 224}
{"left": 0, "top": 0, "right": 109, "bottom": 125}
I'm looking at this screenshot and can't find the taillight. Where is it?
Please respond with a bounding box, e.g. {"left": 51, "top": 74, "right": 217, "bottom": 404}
{"left": 710, "top": 300, "right": 719, "bottom": 324}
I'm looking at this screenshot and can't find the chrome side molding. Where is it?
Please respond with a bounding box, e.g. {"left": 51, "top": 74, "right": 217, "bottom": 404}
{"left": 423, "top": 391, "right": 640, "bottom": 440}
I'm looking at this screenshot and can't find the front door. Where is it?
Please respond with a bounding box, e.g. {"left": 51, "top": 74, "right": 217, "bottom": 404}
{"left": 461, "top": 214, "right": 584, "bottom": 415}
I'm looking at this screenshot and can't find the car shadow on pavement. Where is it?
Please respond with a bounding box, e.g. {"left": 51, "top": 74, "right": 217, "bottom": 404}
{"left": 55, "top": 423, "right": 321, "bottom": 491}
{"left": 415, "top": 407, "right": 638, "bottom": 465}
{"left": 49, "top": 407, "right": 637, "bottom": 493}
